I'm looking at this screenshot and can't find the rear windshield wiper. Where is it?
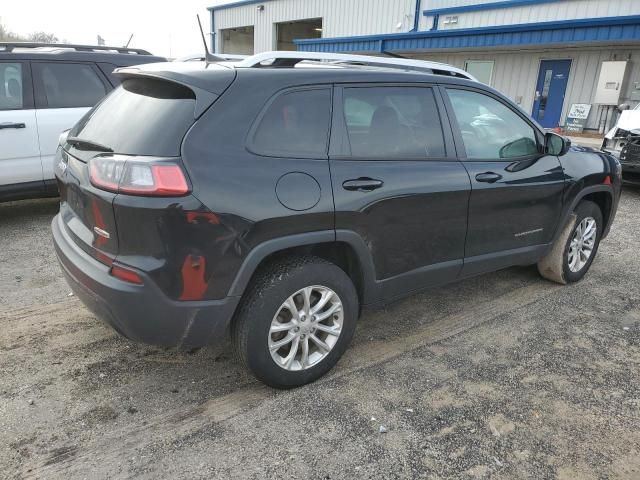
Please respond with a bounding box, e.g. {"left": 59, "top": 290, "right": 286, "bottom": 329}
{"left": 66, "top": 136, "right": 114, "bottom": 152}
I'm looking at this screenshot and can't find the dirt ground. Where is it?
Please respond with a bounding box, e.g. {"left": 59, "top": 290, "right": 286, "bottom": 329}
{"left": 1, "top": 190, "right": 639, "bottom": 480}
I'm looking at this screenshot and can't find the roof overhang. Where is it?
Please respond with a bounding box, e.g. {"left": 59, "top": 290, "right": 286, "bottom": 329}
{"left": 423, "top": 0, "right": 561, "bottom": 17}
{"left": 208, "top": 0, "right": 274, "bottom": 12}
{"left": 295, "top": 15, "right": 640, "bottom": 54}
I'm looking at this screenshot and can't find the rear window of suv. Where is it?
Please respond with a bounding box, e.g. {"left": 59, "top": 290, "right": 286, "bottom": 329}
{"left": 69, "top": 78, "right": 196, "bottom": 157}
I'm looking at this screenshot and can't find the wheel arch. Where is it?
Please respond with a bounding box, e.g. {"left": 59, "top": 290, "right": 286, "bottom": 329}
{"left": 227, "top": 230, "right": 379, "bottom": 305}
{"left": 553, "top": 185, "right": 614, "bottom": 244}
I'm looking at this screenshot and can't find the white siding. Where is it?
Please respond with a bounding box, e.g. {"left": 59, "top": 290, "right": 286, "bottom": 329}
{"left": 410, "top": 46, "right": 640, "bottom": 130}
{"left": 424, "top": 0, "right": 640, "bottom": 31}
{"left": 427, "top": 0, "right": 485, "bottom": 8}
{"left": 213, "top": 0, "right": 417, "bottom": 53}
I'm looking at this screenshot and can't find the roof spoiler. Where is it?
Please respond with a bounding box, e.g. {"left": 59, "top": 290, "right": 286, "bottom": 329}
{"left": 114, "top": 66, "right": 233, "bottom": 118}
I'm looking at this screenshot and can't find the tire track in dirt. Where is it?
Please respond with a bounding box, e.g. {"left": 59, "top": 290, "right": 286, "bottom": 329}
{"left": 27, "top": 280, "right": 559, "bottom": 478}
{"left": 0, "top": 298, "right": 116, "bottom": 354}
{"left": 0, "top": 299, "right": 75, "bottom": 323}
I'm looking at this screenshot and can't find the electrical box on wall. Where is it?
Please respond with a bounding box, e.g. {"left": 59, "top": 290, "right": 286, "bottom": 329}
{"left": 631, "top": 82, "right": 640, "bottom": 102}
{"left": 594, "top": 61, "right": 628, "bottom": 105}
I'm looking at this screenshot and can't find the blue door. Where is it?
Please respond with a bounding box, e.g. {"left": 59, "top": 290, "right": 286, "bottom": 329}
{"left": 532, "top": 59, "right": 571, "bottom": 128}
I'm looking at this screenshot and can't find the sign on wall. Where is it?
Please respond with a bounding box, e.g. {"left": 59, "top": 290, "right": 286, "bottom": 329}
{"left": 565, "top": 103, "right": 592, "bottom": 133}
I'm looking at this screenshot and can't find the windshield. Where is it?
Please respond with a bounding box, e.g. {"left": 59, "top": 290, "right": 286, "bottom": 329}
{"left": 69, "top": 77, "right": 196, "bottom": 157}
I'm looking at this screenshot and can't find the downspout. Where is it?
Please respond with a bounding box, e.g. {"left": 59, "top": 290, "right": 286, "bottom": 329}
{"left": 210, "top": 10, "right": 216, "bottom": 53}
{"left": 411, "top": 0, "right": 421, "bottom": 31}
{"left": 431, "top": 14, "right": 439, "bottom": 31}
{"left": 383, "top": 1, "right": 419, "bottom": 58}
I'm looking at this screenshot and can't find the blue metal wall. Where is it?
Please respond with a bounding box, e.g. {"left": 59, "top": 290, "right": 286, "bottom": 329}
{"left": 296, "top": 16, "right": 640, "bottom": 53}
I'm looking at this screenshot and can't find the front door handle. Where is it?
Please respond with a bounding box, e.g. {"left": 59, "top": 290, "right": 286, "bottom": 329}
{"left": 342, "top": 177, "right": 384, "bottom": 192}
{"left": 0, "top": 122, "right": 26, "bottom": 130}
{"left": 475, "top": 172, "right": 503, "bottom": 183}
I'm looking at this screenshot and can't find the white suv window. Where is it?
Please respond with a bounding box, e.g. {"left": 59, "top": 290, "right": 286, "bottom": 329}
{"left": 34, "top": 62, "right": 107, "bottom": 109}
{"left": 0, "top": 63, "right": 23, "bottom": 110}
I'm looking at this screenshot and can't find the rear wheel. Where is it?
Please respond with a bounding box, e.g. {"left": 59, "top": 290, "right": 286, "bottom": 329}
{"left": 231, "top": 256, "right": 358, "bottom": 388}
{"left": 537, "top": 200, "right": 603, "bottom": 284}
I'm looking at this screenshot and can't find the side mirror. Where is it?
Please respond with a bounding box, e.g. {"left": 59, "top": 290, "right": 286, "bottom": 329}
{"left": 546, "top": 132, "right": 571, "bottom": 156}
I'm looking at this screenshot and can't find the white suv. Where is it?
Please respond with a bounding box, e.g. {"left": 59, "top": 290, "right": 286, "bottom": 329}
{"left": 0, "top": 43, "right": 165, "bottom": 202}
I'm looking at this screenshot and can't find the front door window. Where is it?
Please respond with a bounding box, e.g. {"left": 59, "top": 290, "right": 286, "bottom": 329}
{"left": 446, "top": 88, "right": 538, "bottom": 159}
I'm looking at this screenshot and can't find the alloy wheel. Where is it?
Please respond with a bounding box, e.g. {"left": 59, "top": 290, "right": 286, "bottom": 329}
{"left": 568, "top": 217, "right": 597, "bottom": 273}
{"left": 268, "top": 285, "right": 343, "bottom": 371}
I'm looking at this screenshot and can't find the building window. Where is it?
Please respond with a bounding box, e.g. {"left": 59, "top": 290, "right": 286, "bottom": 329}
{"left": 464, "top": 60, "right": 494, "bottom": 86}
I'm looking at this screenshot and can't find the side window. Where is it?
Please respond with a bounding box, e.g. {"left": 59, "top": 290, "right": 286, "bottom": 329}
{"left": 446, "top": 88, "right": 538, "bottom": 160}
{"left": 33, "top": 62, "right": 107, "bottom": 109}
{"left": 251, "top": 88, "right": 331, "bottom": 158}
{"left": 342, "top": 87, "right": 446, "bottom": 159}
{"left": 0, "top": 63, "right": 24, "bottom": 110}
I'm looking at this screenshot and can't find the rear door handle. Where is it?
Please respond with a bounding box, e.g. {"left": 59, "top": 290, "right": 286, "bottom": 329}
{"left": 342, "top": 177, "right": 384, "bottom": 192}
{"left": 475, "top": 172, "right": 502, "bottom": 183}
{"left": 0, "top": 122, "right": 26, "bottom": 130}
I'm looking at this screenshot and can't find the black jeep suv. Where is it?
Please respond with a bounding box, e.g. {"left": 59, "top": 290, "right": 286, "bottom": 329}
{"left": 51, "top": 54, "right": 621, "bottom": 388}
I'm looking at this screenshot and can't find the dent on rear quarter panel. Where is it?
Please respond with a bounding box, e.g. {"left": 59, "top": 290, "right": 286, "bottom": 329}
{"left": 113, "top": 194, "right": 241, "bottom": 302}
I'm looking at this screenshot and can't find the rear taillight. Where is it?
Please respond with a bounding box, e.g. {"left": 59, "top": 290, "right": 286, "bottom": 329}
{"left": 89, "top": 158, "right": 189, "bottom": 196}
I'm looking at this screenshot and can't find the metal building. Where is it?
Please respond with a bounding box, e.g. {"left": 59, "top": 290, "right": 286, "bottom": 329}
{"left": 209, "top": 0, "right": 640, "bottom": 131}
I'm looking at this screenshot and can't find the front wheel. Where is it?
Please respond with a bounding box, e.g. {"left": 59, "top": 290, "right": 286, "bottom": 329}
{"left": 538, "top": 200, "right": 603, "bottom": 284}
{"left": 231, "top": 256, "right": 358, "bottom": 388}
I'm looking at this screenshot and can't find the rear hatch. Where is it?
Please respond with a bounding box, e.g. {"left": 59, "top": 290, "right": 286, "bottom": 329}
{"left": 54, "top": 67, "right": 235, "bottom": 265}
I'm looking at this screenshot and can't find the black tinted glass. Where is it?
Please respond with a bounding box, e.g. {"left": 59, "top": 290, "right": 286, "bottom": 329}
{"left": 342, "top": 87, "right": 446, "bottom": 159}
{"left": 34, "top": 63, "right": 107, "bottom": 108}
{"left": 70, "top": 78, "right": 196, "bottom": 157}
{"left": 251, "top": 88, "right": 331, "bottom": 158}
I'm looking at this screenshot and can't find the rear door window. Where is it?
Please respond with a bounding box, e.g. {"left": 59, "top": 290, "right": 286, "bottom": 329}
{"left": 33, "top": 62, "right": 107, "bottom": 108}
{"left": 341, "top": 86, "right": 446, "bottom": 159}
{"left": 69, "top": 77, "right": 196, "bottom": 157}
{"left": 0, "top": 62, "right": 25, "bottom": 110}
{"left": 250, "top": 88, "right": 332, "bottom": 158}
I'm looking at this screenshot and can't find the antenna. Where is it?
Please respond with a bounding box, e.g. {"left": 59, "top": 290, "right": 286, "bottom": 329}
{"left": 125, "top": 34, "right": 133, "bottom": 48}
{"left": 197, "top": 14, "right": 223, "bottom": 66}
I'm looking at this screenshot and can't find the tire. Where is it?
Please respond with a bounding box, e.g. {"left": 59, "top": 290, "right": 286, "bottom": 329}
{"left": 231, "top": 255, "right": 359, "bottom": 389}
{"left": 537, "top": 200, "right": 603, "bottom": 284}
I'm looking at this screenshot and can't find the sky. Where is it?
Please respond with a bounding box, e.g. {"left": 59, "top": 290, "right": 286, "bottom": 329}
{"left": 0, "top": 0, "right": 228, "bottom": 58}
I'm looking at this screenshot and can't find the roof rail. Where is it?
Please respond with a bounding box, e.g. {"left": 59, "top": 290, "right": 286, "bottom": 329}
{"left": 0, "top": 42, "right": 152, "bottom": 55}
{"left": 234, "top": 51, "right": 477, "bottom": 81}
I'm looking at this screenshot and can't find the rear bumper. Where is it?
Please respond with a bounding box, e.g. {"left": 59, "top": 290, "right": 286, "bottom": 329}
{"left": 52, "top": 214, "right": 240, "bottom": 349}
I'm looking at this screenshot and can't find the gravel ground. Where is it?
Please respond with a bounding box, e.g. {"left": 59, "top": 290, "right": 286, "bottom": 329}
{"left": 1, "top": 190, "right": 639, "bottom": 479}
